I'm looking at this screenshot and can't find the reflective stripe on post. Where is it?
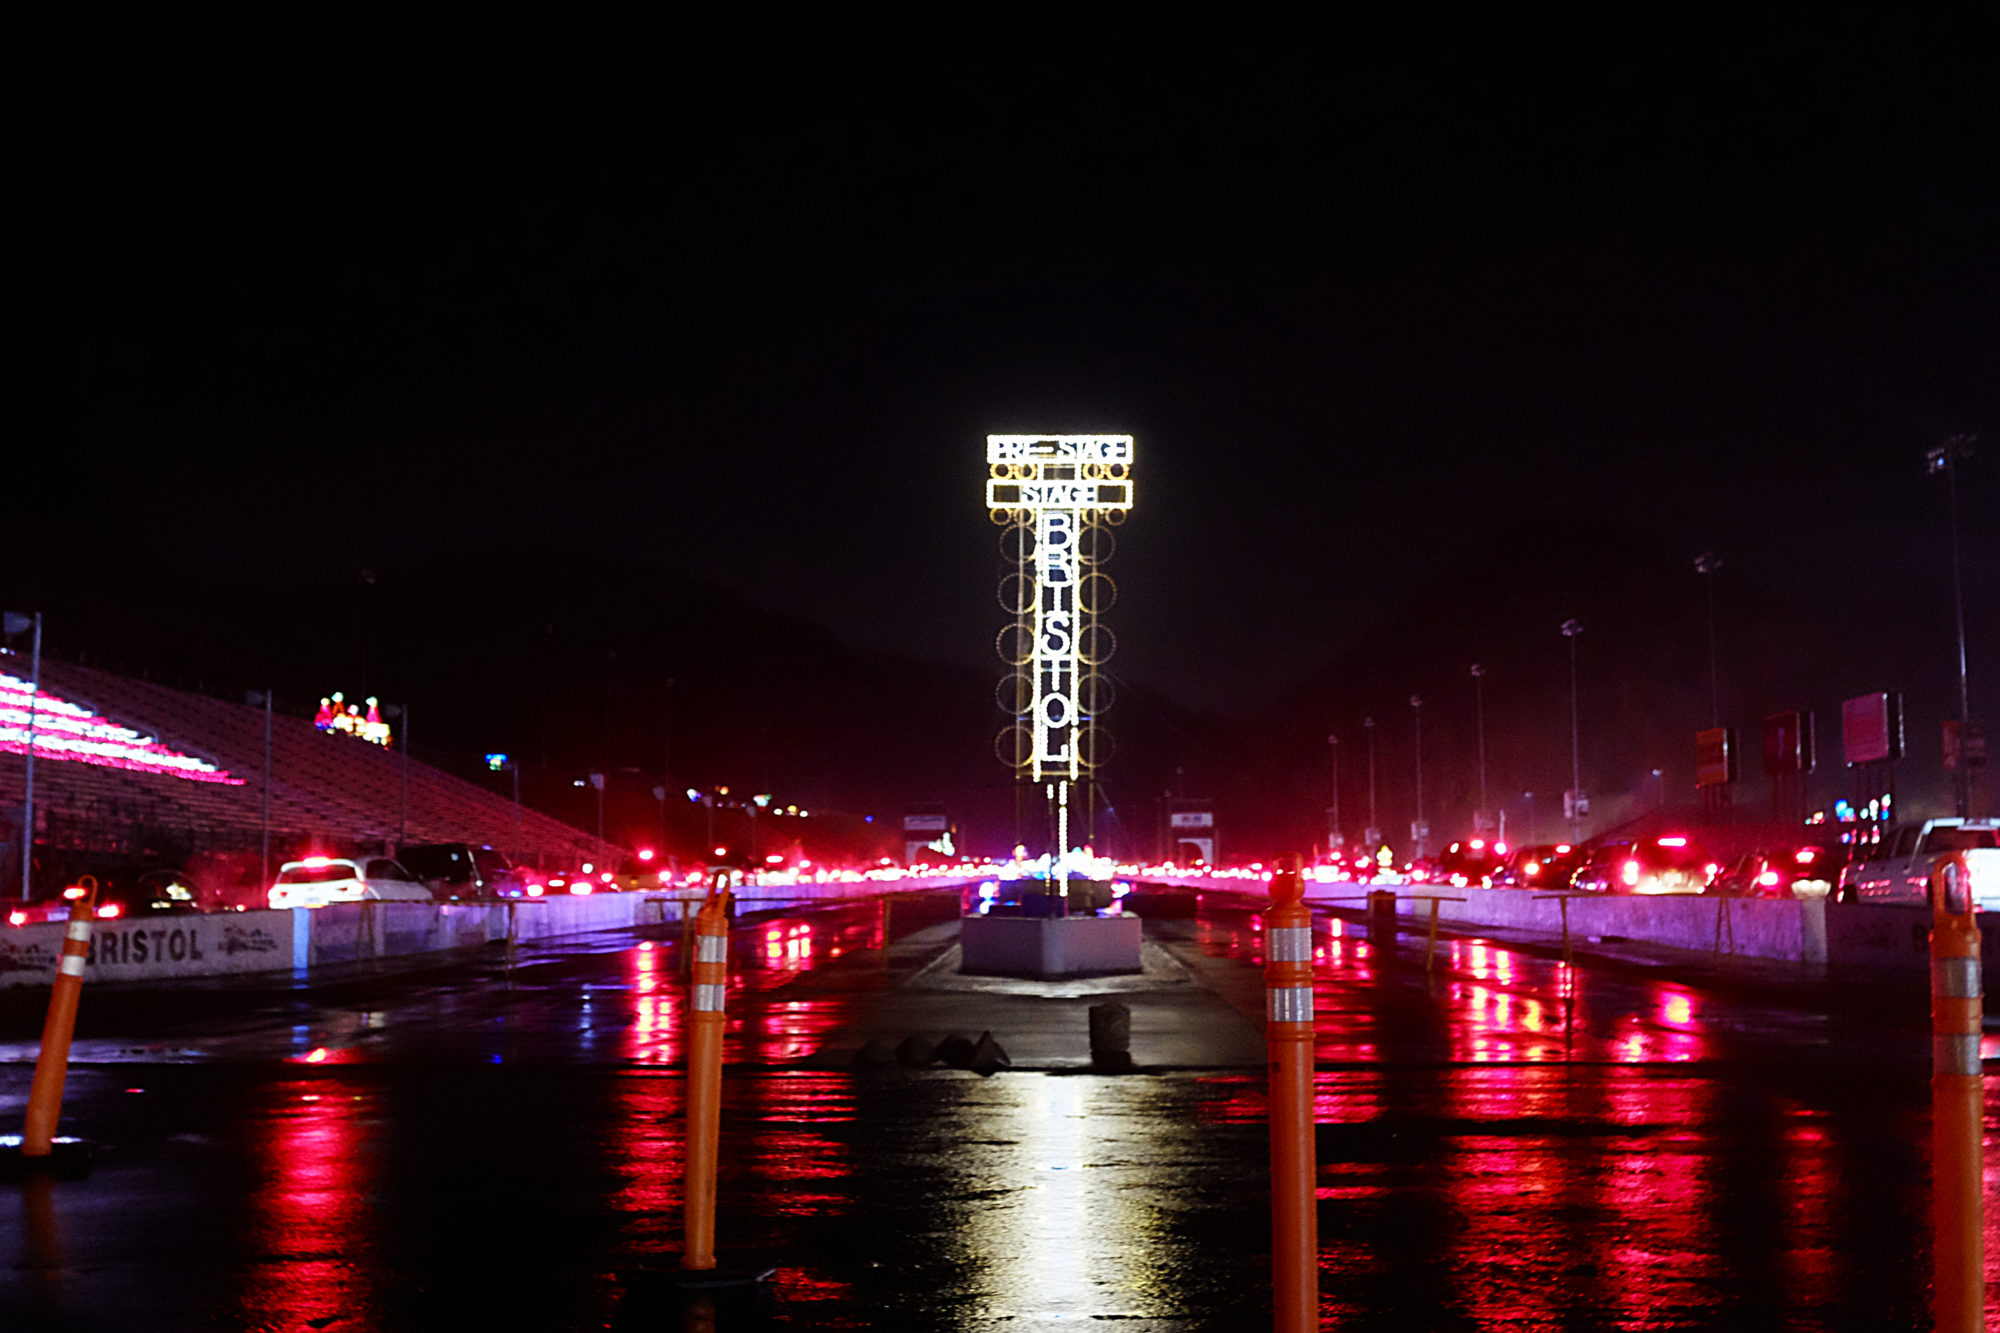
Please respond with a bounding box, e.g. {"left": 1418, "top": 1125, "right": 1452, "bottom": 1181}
{"left": 1267, "top": 986, "right": 1314, "bottom": 1023}
{"left": 1929, "top": 853, "right": 1984, "bottom": 1333}
{"left": 23, "top": 881, "right": 97, "bottom": 1156}
{"left": 1265, "top": 856, "right": 1317, "bottom": 1333}
{"left": 682, "top": 882, "right": 732, "bottom": 1272}
{"left": 1268, "top": 925, "right": 1312, "bottom": 963}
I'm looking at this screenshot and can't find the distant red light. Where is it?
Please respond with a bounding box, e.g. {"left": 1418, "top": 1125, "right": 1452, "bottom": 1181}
{"left": 1657, "top": 836, "right": 1688, "bottom": 848}
{"left": 96, "top": 903, "right": 123, "bottom": 919}
{"left": 63, "top": 885, "right": 86, "bottom": 900}
{"left": 638, "top": 849, "right": 655, "bottom": 862}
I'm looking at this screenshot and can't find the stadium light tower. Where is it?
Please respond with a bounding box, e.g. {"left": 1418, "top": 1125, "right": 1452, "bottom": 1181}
{"left": 1326, "top": 733, "right": 1341, "bottom": 854}
{"left": 1694, "top": 552, "right": 1722, "bottom": 728}
{"left": 1927, "top": 435, "right": 1977, "bottom": 818}
{"left": 1410, "top": 695, "right": 1427, "bottom": 857}
{"left": 1364, "top": 716, "right": 1378, "bottom": 850}
{"left": 1562, "top": 619, "right": 1584, "bottom": 842}
{"left": 1470, "top": 663, "right": 1490, "bottom": 830}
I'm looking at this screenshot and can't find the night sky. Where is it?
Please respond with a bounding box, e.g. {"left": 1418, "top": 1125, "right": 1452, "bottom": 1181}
{"left": 32, "top": 21, "right": 1999, "bottom": 838}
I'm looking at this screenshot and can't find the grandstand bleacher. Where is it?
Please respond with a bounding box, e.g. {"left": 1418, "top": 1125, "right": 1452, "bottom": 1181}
{"left": 1, "top": 658, "right": 623, "bottom": 901}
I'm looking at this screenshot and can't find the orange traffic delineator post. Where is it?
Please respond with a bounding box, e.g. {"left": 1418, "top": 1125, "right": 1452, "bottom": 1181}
{"left": 652, "top": 876, "right": 775, "bottom": 1297}
{"left": 1265, "top": 855, "right": 1318, "bottom": 1332}
{"left": 4, "top": 879, "right": 99, "bottom": 1177}
{"left": 682, "top": 880, "right": 730, "bottom": 1271}
{"left": 1929, "top": 853, "right": 1984, "bottom": 1333}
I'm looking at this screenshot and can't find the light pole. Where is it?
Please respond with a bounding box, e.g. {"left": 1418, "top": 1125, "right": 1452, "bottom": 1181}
{"left": 4, "top": 611, "right": 43, "bottom": 902}
{"left": 689, "top": 789, "right": 718, "bottom": 855}
{"left": 1470, "top": 663, "right": 1489, "bottom": 829}
{"left": 1325, "top": 733, "right": 1341, "bottom": 854}
{"left": 1695, "top": 552, "right": 1722, "bottom": 727}
{"left": 589, "top": 771, "right": 606, "bottom": 844}
{"left": 488, "top": 754, "right": 525, "bottom": 866}
{"left": 652, "top": 784, "right": 669, "bottom": 857}
{"left": 247, "top": 690, "right": 274, "bottom": 890}
{"left": 1562, "top": 618, "right": 1584, "bottom": 842}
{"left": 1928, "top": 434, "right": 1977, "bottom": 818}
{"left": 1410, "top": 694, "right": 1426, "bottom": 857}
{"left": 1363, "top": 716, "right": 1378, "bottom": 849}
{"left": 1522, "top": 791, "right": 1535, "bottom": 846}
{"left": 394, "top": 702, "right": 410, "bottom": 849}
{"left": 511, "top": 762, "right": 523, "bottom": 865}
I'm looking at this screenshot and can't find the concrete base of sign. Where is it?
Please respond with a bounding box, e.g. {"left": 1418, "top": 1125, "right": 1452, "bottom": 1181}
{"left": 959, "top": 913, "right": 1143, "bottom": 978}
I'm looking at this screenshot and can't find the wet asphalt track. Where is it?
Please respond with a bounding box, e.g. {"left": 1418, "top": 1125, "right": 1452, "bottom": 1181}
{"left": 2, "top": 887, "right": 1996, "bottom": 1331}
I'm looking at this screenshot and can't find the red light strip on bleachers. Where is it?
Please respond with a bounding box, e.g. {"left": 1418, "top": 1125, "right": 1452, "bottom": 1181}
{"left": 0, "top": 673, "right": 245, "bottom": 785}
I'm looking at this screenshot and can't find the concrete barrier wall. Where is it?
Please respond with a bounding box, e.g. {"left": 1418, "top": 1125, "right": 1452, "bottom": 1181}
{"left": 1158, "top": 874, "right": 2000, "bottom": 972}
{"left": 1371, "top": 887, "right": 1828, "bottom": 964}
{"left": 0, "top": 875, "right": 974, "bottom": 988}
{"left": 0, "top": 909, "right": 300, "bottom": 988}
{"left": 1156, "top": 874, "right": 1824, "bottom": 962}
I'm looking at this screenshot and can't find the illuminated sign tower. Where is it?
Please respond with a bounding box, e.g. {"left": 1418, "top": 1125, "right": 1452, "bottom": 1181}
{"left": 987, "top": 434, "right": 1132, "bottom": 861}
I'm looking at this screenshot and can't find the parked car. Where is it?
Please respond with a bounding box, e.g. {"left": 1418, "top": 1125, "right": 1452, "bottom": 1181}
{"left": 1572, "top": 836, "right": 1716, "bottom": 896}
{"left": 1492, "top": 843, "right": 1583, "bottom": 891}
{"left": 398, "top": 843, "right": 530, "bottom": 901}
{"left": 1837, "top": 818, "right": 2000, "bottom": 907}
{"left": 268, "top": 857, "right": 435, "bottom": 909}
{"left": 1708, "top": 846, "right": 1837, "bottom": 899}
{"left": 105, "top": 869, "right": 209, "bottom": 917}
{"left": 4, "top": 869, "right": 207, "bottom": 926}
{"left": 613, "top": 852, "right": 676, "bottom": 893}
{"left": 1433, "top": 838, "right": 1508, "bottom": 888}
{"left": 2, "top": 896, "right": 70, "bottom": 927}
{"left": 540, "top": 864, "right": 615, "bottom": 896}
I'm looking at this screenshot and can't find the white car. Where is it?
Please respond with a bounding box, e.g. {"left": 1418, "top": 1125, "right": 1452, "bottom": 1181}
{"left": 1838, "top": 819, "right": 2000, "bottom": 909}
{"left": 268, "top": 856, "right": 436, "bottom": 909}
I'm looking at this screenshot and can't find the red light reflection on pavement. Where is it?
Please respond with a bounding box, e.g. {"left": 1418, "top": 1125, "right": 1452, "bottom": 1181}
{"left": 608, "top": 1075, "right": 685, "bottom": 1252}
{"left": 1591, "top": 1079, "right": 1720, "bottom": 1324}
{"left": 235, "top": 1080, "right": 381, "bottom": 1328}
{"left": 745, "top": 1000, "right": 843, "bottom": 1064}
{"left": 1777, "top": 1104, "right": 1841, "bottom": 1317}
{"left": 738, "top": 1072, "right": 856, "bottom": 1218}
{"left": 603, "top": 1069, "right": 856, "bottom": 1315}
{"left": 623, "top": 937, "right": 682, "bottom": 1066}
